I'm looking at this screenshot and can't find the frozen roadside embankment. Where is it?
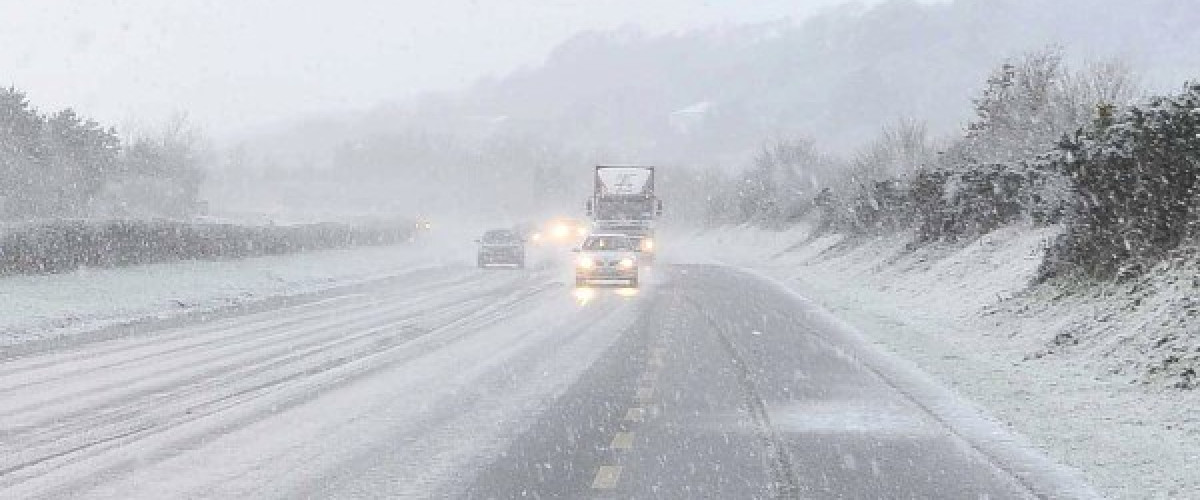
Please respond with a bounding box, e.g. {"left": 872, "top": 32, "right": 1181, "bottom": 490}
{"left": 0, "top": 241, "right": 461, "bottom": 350}
{"left": 674, "top": 224, "right": 1200, "bottom": 500}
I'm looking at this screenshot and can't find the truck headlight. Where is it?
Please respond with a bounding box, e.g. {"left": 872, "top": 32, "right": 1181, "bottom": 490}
{"left": 577, "top": 256, "right": 596, "bottom": 269}
{"left": 618, "top": 257, "right": 635, "bottom": 269}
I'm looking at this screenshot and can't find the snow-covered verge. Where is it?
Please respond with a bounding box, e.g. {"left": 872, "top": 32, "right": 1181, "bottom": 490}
{"left": 675, "top": 224, "right": 1200, "bottom": 500}
{"left": 1001, "top": 257, "right": 1200, "bottom": 389}
{"left": 0, "top": 241, "right": 457, "bottom": 349}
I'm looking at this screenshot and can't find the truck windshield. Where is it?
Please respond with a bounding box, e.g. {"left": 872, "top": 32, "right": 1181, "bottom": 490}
{"left": 594, "top": 198, "right": 654, "bottom": 220}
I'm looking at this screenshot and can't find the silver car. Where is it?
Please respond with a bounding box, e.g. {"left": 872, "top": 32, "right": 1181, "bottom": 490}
{"left": 573, "top": 233, "right": 639, "bottom": 287}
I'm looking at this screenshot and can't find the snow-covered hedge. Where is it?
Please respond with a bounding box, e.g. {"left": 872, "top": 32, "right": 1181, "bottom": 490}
{"left": 0, "top": 219, "right": 414, "bottom": 275}
{"left": 910, "top": 161, "right": 1067, "bottom": 243}
{"left": 1041, "top": 83, "right": 1200, "bottom": 280}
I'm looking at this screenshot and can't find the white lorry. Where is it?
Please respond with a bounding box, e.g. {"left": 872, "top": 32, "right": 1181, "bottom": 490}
{"left": 585, "top": 166, "right": 662, "bottom": 261}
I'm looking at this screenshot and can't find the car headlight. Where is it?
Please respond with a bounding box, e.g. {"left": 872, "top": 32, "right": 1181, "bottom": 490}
{"left": 640, "top": 239, "right": 655, "bottom": 252}
{"left": 577, "top": 256, "right": 596, "bottom": 269}
{"left": 618, "top": 257, "right": 635, "bottom": 269}
{"left": 552, "top": 224, "right": 569, "bottom": 239}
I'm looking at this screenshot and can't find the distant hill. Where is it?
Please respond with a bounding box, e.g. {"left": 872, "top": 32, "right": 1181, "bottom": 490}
{"left": 450, "top": 0, "right": 1200, "bottom": 162}
{"left": 219, "top": 0, "right": 1200, "bottom": 216}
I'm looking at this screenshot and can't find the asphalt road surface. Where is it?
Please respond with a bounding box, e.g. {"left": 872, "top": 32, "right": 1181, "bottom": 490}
{"left": 0, "top": 262, "right": 1084, "bottom": 499}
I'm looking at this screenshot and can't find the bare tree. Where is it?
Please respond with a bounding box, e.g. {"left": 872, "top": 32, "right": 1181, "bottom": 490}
{"left": 1060, "top": 58, "right": 1140, "bottom": 127}
{"left": 946, "top": 47, "right": 1142, "bottom": 166}
{"left": 853, "top": 118, "right": 934, "bottom": 180}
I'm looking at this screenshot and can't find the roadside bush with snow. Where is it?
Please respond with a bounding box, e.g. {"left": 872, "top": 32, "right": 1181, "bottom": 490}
{"left": 910, "top": 161, "right": 1067, "bottom": 243}
{"left": 0, "top": 219, "right": 414, "bottom": 276}
{"left": 1041, "top": 83, "right": 1200, "bottom": 281}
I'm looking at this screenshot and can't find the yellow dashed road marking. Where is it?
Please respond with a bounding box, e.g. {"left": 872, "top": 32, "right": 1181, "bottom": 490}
{"left": 624, "top": 407, "right": 646, "bottom": 422}
{"left": 647, "top": 346, "right": 666, "bottom": 367}
{"left": 610, "top": 432, "right": 635, "bottom": 450}
{"left": 592, "top": 465, "right": 622, "bottom": 489}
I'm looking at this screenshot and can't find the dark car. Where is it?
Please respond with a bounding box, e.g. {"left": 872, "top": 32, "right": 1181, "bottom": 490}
{"left": 476, "top": 229, "right": 526, "bottom": 269}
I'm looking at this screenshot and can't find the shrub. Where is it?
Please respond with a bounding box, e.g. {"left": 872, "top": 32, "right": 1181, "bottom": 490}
{"left": 0, "top": 219, "right": 414, "bottom": 276}
{"left": 1040, "top": 83, "right": 1200, "bottom": 280}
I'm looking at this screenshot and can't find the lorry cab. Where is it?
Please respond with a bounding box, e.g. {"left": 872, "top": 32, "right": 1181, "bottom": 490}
{"left": 585, "top": 165, "right": 662, "bottom": 262}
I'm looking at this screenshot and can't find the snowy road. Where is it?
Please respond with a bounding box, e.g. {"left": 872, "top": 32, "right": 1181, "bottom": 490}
{"left": 0, "top": 262, "right": 1084, "bottom": 498}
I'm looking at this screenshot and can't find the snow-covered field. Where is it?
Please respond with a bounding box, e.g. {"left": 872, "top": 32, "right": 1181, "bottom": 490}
{"left": 677, "top": 224, "right": 1200, "bottom": 499}
{"left": 0, "top": 240, "right": 466, "bottom": 350}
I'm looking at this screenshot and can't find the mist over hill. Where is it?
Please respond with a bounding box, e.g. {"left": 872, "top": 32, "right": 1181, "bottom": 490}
{"left": 455, "top": 0, "right": 1199, "bottom": 159}
{"left": 211, "top": 0, "right": 1200, "bottom": 219}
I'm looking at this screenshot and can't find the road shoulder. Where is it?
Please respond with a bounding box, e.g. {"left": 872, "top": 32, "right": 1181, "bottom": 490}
{"left": 734, "top": 265, "right": 1101, "bottom": 499}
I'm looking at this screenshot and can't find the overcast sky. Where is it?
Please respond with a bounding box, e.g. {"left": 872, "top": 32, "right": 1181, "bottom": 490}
{"left": 0, "top": 0, "right": 910, "bottom": 140}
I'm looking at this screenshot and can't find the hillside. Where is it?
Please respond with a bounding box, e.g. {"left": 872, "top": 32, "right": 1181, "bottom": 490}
{"left": 217, "top": 0, "right": 1200, "bottom": 220}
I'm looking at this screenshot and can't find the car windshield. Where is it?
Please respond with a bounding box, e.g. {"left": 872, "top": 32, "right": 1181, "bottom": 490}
{"left": 582, "top": 235, "right": 631, "bottom": 251}
{"left": 481, "top": 230, "right": 519, "bottom": 244}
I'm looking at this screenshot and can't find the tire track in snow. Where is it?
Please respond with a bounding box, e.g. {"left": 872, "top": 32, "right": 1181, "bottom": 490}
{"left": 0, "top": 272, "right": 511, "bottom": 421}
{"left": 0, "top": 270, "right": 559, "bottom": 493}
{"left": 0, "top": 268, "right": 488, "bottom": 381}
{"left": 681, "top": 295, "right": 802, "bottom": 499}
